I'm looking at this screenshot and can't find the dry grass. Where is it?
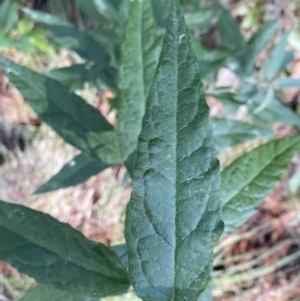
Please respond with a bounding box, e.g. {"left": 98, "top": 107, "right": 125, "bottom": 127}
{"left": 214, "top": 185, "right": 300, "bottom": 301}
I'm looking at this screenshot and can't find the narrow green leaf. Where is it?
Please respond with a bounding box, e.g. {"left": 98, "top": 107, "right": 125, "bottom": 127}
{"left": 73, "top": 0, "right": 109, "bottom": 23}
{"left": 260, "top": 31, "right": 291, "bottom": 80}
{"left": 0, "top": 201, "right": 129, "bottom": 298}
{"left": 22, "top": 8, "right": 117, "bottom": 89}
{"left": 214, "top": 0, "right": 245, "bottom": 50}
{"left": 20, "top": 284, "right": 99, "bottom": 301}
{"left": 281, "top": 51, "right": 295, "bottom": 70}
{"left": 0, "top": 56, "right": 117, "bottom": 161}
{"left": 249, "top": 92, "right": 300, "bottom": 129}
{"left": 183, "top": 9, "right": 215, "bottom": 28}
{"left": 0, "top": 0, "right": 13, "bottom": 25}
{"left": 99, "top": 0, "right": 161, "bottom": 163}
{"left": 35, "top": 154, "right": 109, "bottom": 194}
{"left": 50, "top": 25, "right": 114, "bottom": 74}
{"left": 273, "top": 77, "right": 300, "bottom": 89}
{"left": 117, "top": 0, "right": 133, "bottom": 35}
{"left": 212, "top": 118, "right": 273, "bottom": 151}
{"left": 125, "top": 1, "right": 224, "bottom": 300}
{"left": 221, "top": 135, "right": 300, "bottom": 235}
{"left": 21, "top": 7, "right": 71, "bottom": 26}
{"left": 0, "top": 0, "right": 18, "bottom": 32}
{"left": 117, "top": 0, "right": 160, "bottom": 159}
{"left": 247, "top": 21, "right": 280, "bottom": 55}
{"left": 44, "top": 64, "right": 111, "bottom": 91}
{"left": 93, "top": 0, "right": 118, "bottom": 21}
{"left": 207, "top": 89, "right": 245, "bottom": 114}
{"left": 236, "top": 21, "right": 280, "bottom": 76}
{"left": 151, "top": 0, "right": 171, "bottom": 27}
{"left": 253, "top": 87, "right": 275, "bottom": 114}
{"left": 199, "top": 47, "right": 238, "bottom": 64}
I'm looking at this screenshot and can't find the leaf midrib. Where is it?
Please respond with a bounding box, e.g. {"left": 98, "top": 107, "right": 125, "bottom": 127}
{"left": 172, "top": 10, "right": 179, "bottom": 300}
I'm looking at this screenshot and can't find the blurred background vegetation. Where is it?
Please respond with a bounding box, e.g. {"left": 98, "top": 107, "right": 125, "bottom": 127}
{"left": 0, "top": 0, "right": 300, "bottom": 300}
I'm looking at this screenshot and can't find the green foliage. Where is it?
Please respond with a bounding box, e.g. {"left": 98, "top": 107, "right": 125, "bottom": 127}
{"left": 22, "top": 7, "right": 117, "bottom": 90}
{"left": 221, "top": 135, "right": 300, "bottom": 235}
{"left": 211, "top": 118, "right": 273, "bottom": 151}
{"left": 0, "top": 201, "right": 129, "bottom": 298}
{"left": 0, "top": 0, "right": 53, "bottom": 53}
{"left": 34, "top": 154, "right": 109, "bottom": 194}
{"left": 260, "top": 31, "right": 292, "bottom": 80}
{"left": 0, "top": 56, "right": 115, "bottom": 162}
{"left": 235, "top": 20, "right": 280, "bottom": 76}
{"left": 0, "top": 0, "right": 300, "bottom": 300}
{"left": 214, "top": 0, "right": 245, "bottom": 51}
{"left": 100, "top": 0, "right": 161, "bottom": 162}
{"left": 36, "top": 118, "right": 274, "bottom": 194}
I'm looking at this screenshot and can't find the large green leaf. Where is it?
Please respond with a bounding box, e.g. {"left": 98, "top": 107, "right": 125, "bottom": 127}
{"left": 0, "top": 201, "right": 129, "bottom": 297}
{"left": 98, "top": 0, "right": 161, "bottom": 163}
{"left": 117, "top": 0, "right": 133, "bottom": 36}
{"left": 116, "top": 0, "right": 160, "bottom": 159}
{"left": 212, "top": 118, "right": 273, "bottom": 151}
{"left": 35, "top": 154, "right": 109, "bottom": 194}
{"left": 221, "top": 135, "right": 300, "bottom": 235}
{"left": 125, "top": 1, "right": 224, "bottom": 300}
{"left": 20, "top": 284, "right": 99, "bottom": 301}
{"left": 0, "top": 56, "right": 118, "bottom": 162}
